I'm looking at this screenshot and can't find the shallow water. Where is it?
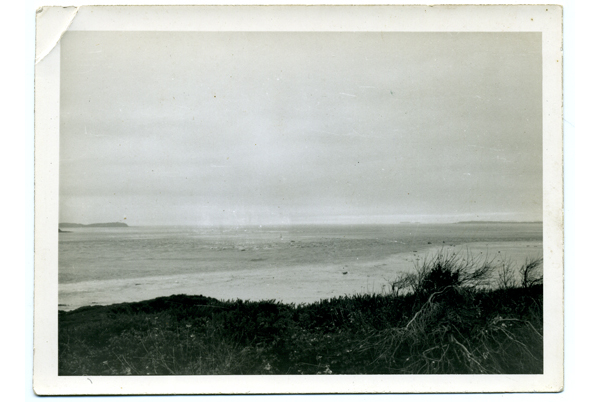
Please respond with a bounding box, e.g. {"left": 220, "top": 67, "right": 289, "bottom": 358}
{"left": 59, "top": 223, "right": 542, "bottom": 309}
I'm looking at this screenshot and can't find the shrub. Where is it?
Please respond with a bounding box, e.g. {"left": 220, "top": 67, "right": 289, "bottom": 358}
{"left": 496, "top": 257, "right": 517, "bottom": 289}
{"left": 391, "top": 250, "right": 495, "bottom": 299}
{"left": 520, "top": 257, "right": 543, "bottom": 288}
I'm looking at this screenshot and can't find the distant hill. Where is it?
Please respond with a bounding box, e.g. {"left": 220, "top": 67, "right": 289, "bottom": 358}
{"left": 456, "top": 221, "right": 542, "bottom": 224}
{"left": 59, "top": 222, "right": 128, "bottom": 228}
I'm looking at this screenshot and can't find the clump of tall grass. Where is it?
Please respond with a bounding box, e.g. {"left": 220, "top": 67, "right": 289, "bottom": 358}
{"left": 495, "top": 254, "right": 543, "bottom": 290}
{"left": 370, "top": 251, "right": 544, "bottom": 374}
{"left": 390, "top": 250, "right": 496, "bottom": 296}
{"left": 520, "top": 256, "right": 543, "bottom": 288}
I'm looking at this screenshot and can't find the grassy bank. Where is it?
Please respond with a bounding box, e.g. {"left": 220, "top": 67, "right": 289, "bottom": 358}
{"left": 59, "top": 252, "right": 543, "bottom": 375}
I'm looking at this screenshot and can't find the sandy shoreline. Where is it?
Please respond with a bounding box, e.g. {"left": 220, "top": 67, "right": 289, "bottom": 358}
{"left": 59, "top": 240, "right": 542, "bottom": 310}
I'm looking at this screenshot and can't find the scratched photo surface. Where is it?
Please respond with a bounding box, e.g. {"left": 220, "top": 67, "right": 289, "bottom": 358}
{"left": 58, "top": 31, "right": 544, "bottom": 376}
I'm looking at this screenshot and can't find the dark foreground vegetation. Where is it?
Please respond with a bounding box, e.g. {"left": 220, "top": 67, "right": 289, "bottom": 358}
{"left": 59, "top": 252, "right": 543, "bottom": 375}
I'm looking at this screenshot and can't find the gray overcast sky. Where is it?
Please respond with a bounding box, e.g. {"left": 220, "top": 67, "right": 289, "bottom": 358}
{"left": 60, "top": 32, "right": 542, "bottom": 226}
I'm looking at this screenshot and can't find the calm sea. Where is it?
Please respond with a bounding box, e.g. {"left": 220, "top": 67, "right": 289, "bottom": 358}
{"left": 59, "top": 223, "right": 542, "bottom": 286}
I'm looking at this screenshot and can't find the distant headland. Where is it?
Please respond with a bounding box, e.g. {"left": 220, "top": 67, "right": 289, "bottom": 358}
{"left": 59, "top": 222, "right": 129, "bottom": 228}
{"left": 455, "top": 221, "right": 542, "bottom": 224}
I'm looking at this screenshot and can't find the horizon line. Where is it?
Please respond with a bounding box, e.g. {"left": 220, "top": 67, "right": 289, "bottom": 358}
{"left": 59, "top": 220, "right": 543, "bottom": 227}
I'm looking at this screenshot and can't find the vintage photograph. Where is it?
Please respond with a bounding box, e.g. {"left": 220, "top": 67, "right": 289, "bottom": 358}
{"left": 34, "top": 5, "right": 563, "bottom": 395}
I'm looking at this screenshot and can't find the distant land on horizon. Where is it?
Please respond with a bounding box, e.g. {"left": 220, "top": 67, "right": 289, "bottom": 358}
{"left": 90, "top": 220, "right": 541, "bottom": 227}
{"left": 59, "top": 222, "right": 129, "bottom": 228}
{"left": 456, "top": 220, "right": 542, "bottom": 224}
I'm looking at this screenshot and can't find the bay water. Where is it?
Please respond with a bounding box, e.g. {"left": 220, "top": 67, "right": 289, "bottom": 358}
{"left": 59, "top": 223, "right": 542, "bottom": 309}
